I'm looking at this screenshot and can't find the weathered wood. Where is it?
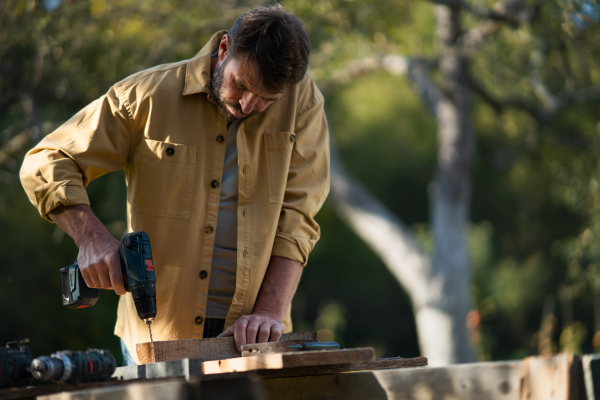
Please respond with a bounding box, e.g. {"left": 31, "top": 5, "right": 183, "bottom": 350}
{"left": 329, "top": 356, "right": 428, "bottom": 373}
{"left": 229, "top": 355, "right": 426, "bottom": 380}
{"left": 519, "top": 353, "right": 584, "bottom": 400}
{"left": 202, "top": 348, "right": 375, "bottom": 376}
{"left": 136, "top": 331, "right": 317, "bottom": 365}
{"left": 261, "top": 360, "right": 523, "bottom": 400}
{"left": 33, "top": 376, "right": 266, "bottom": 400}
{"left": 112, "top": 355, "right": 426, "bottom": 381}
{"left": 582, "top": 354, "right": 600, "bottom": 400}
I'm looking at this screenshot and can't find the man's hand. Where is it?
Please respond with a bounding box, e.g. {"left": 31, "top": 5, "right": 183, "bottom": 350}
{"left": 218, "top": 313, "right": 284, "bottom": 350}
{"left": 77, "top": 233, "right": 125, "bottom": 295}
{"left": 49, "top": 204, "right": 126, "bottom": 295}
{"left": 217, "top": 256, "right": 303, "bottom": 350}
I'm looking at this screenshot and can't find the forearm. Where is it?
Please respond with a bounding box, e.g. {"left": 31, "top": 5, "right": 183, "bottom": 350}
{"left": 48, "top": 204, "right": 114, "bottom": 247}
{"left": 218, "top": 255, "right": 303, "bottom": 347}
{"left": 253, "top": 256, "right": 303, "bottom": 320}
{"left": 48, "top": 204, "right": 124, "bottom": 294}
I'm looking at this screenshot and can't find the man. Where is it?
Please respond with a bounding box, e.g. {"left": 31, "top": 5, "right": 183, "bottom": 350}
{"left": 20, "top": 4, "right": 329, "bottom": 365}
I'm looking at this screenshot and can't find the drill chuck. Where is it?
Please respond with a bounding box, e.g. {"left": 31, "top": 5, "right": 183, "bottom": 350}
{"left": 30, "top": 355, "right": 70, "bottom": 382}
{"left": 131, "top": 282, "right": 157, "bottom": 321}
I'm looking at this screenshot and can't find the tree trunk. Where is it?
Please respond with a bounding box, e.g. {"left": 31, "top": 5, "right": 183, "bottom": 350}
{"left": 328, "top": 4, "right": 476, "bottom": 365}
{"left": 414, "top": 5, "right": 475, "bottom": 365}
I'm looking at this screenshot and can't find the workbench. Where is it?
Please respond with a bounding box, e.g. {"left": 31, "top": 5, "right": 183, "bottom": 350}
{"left": 1, "top": 337, "right": 598, "bottom": 400}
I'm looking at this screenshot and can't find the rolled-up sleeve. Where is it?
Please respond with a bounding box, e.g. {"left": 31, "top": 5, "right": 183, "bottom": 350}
{"left": 271, "top": 83, "right": 330, "bottom": 266}
{"left": 20, "top": 87, "right": 132, "bottom": 221}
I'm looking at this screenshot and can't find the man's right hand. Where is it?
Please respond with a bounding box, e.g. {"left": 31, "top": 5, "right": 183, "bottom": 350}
{"left": 49, "top": 204, "right": 127, "bottom": 295}
{"left": 77, "top": 233, "right": 126, "bottom": 295}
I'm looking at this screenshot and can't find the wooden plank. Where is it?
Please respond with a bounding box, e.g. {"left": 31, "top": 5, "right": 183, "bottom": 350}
{"left": 136, "top": 331, "right": 317, "bottom": 365}
{"left": 582, "top": 354, "right": 600, "bottom": 400}
{"left": 38, "top": 378, "right": 189, "bottom": 400}
{"left": 233, "top": 356, "right": 427, "bottom": 380}
{"left": 112, "top": 355, "right": 426, "bottom": 381}
{"left": 35, "top": 376, "right": 266, "bottom": 400}
{"left": 202, "top": 348, "right": 375, "bottom": 376}
{"left": 519, "top": 353, "right": 584, "bottom": 400}
{"left": 261, "top": 360, "right": 523, "bottom": 400}
{"left": 329, "top": 356, "right": 428, "bottom": 373}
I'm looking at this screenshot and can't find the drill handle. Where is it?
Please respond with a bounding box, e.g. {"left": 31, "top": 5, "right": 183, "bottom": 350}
{"left": 60, "top": 261, "right": 100, "bottom": 309}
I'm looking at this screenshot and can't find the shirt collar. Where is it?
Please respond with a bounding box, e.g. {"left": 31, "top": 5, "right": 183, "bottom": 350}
{"left": 183, "top": 31, "right": 226, "bottom": 96}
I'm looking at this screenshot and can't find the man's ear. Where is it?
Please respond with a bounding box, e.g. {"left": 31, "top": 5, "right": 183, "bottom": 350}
{"left": 218, "top": 34, "right": 229, "bottom": 61}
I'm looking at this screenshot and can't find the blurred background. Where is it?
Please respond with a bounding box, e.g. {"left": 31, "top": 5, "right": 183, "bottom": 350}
{"left": 1, "top": 0, "right": 600, "bottom": 366}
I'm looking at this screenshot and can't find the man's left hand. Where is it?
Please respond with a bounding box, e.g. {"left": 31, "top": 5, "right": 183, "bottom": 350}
{"left": 217, "top": 313, "right": 284, "bottom": 350}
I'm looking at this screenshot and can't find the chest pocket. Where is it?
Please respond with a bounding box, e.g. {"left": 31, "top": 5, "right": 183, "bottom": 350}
{"left": 134, "top": 139, "right": 196, "bottom": 218}
{"left": 264, "top": 132, "right": 294, "bottom": 204}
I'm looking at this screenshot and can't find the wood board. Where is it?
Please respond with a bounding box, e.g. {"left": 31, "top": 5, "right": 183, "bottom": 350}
{"left": 202, "top": 348, "right": 375, "bottom": 376}
{"left": 519, "top": 353, "right": 584, "bottom": 400}
{"left": 263, "top": 360, "right": 523, "bottom": 400}
{"left": 136, "top": 331, "right": 317, "bottom": 365}
{"left": 111, "top": 355, "right": 427, "bottom": 381}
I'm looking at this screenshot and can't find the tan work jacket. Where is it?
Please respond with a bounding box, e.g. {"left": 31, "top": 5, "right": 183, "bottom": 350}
{"left": 20, "top": 31, "right": 330, "bottom": 363}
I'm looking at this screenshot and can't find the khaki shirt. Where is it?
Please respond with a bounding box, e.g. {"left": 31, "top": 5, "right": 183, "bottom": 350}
{"left": 20, "top": 31, "right": 330, "bottom": 363}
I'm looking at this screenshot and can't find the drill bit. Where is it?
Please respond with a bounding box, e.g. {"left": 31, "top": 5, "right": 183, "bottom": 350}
{"left": 146, "top": 319, "right": 154, "bottom": 345}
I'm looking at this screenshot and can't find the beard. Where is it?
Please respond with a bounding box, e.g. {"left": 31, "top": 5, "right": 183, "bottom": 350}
{"left": 211, "top": 59, "right": 257, "bottom": 122}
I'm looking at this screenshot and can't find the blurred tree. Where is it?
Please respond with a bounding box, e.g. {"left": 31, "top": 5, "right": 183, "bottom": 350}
{"left": 307, "top": 0, "right": 600, "bottom": 365}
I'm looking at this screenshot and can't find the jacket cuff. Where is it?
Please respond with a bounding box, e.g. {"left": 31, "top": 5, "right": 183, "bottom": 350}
{"left": 271, "top": 232, "right": 312, "bottom": 266}
{"left": 35, "top": 182, "right": 90, "bottom": 222}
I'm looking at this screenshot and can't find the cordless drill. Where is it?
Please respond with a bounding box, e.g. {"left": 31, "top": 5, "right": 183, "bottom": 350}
{"left": 30, "top": 349, "right": 116, "bottom": 384}
{"left": 60, "top": 231, "right": 157, "bottom": 342}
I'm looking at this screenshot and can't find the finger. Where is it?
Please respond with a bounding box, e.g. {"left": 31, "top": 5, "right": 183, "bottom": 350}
{"left": 217, "top": 326, "right": 234, "bottom": 338}
{"left": 234, "top": 317, "right": 249, "bottom": 351}
{"left": 108, "top": 258, "right": 126, "bottom": 295}
{"left": 79, "top": 260, "right": 101, "bottom": 288}
{"left": 269, "top": 323, "right": 284, "bottom": 343}
{"left": 245, "top": 318, "right": 262, "bottom": 346}
{"left": 97, "top": 262, "right": 113, "bottom": 290}
{"left": 256, "top": 321, "right": 272, "bottom": 343}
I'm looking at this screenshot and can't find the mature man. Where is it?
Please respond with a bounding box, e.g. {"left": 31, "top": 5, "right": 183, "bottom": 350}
{"left": 20, "top": 4, "right": 330, "bottom": 365}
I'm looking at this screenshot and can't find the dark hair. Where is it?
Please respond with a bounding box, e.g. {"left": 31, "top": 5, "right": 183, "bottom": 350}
{"left": 227, "top": 4, "right": 310, "bottom": 93}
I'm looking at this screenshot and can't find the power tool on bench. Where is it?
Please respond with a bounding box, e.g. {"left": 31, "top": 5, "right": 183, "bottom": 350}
{"left": 30, "top": 349, "right": 116, "bottom": 384}
{"left": 60, "top": 231, "right": 157, "bottom": 343}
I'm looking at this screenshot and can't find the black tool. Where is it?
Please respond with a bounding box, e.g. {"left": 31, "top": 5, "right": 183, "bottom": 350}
{"left": 30, "top": 349, "right": 116, "bottom": 384}
{"left": 60, "top": 231, "right": 157, "bottom": 342}
{"left": 0, "top": 339, "right": 33, "bottom": 388}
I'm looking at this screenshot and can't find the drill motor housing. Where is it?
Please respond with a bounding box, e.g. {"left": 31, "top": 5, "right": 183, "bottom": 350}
{"left": 0, "top": 340, "right": 33, "bottom": 388}
{"left": 60, "top": 231, "right": 157, "bottom": 322}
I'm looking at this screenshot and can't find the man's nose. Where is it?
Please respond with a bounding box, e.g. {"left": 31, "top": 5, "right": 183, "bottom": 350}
{"left": 239, "top": 92, "right": 260, "bottom": 115}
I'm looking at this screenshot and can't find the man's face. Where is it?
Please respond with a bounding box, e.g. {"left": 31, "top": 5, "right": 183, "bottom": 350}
{"left": 211, "top": 54, "right": 284, "bottom": 122}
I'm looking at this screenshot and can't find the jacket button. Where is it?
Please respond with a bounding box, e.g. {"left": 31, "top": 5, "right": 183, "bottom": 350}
{"left": 205, "top": 225, "right": 214, "bottom": 234}
{"left": 216, "top": 135, "right": 224, "bottom": 143}
{"left": 166, "top": 147, "right": 175, "bottom": 156}
{"left": 199, "top": 270, "right": 208, "bottom": 279}
{"left": 210, "top": 180, "right": 220, "bottom": 189}
{"left": 290, "top": 134, "right": 296, "bottom": 143}
{"left": 195, "top": 316, "right": 204, "bottom": 325}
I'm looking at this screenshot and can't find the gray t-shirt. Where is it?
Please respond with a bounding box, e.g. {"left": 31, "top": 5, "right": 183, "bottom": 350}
{"left": 206, "top": 120, "right": 239, "bottom": 319}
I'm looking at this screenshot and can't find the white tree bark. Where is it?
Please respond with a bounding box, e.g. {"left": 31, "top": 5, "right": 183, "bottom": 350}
{"left": 327, "top": 4, "right": 476, "bottom": 366}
